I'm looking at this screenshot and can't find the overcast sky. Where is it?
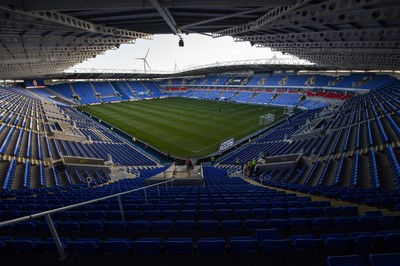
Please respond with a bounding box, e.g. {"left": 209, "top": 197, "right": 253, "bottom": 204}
{"left": 71, "top": 34, "right": 294, "bottom": 72}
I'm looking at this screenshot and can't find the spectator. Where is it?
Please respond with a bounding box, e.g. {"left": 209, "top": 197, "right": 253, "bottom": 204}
{"left": 210, "top": 156, "right": 216, "bottom": 164}
{"left": 243, "top": 163, "right": 249, "bottom": 177}
{"left": 235, "top": 156, "right": 241, "bottom": 167}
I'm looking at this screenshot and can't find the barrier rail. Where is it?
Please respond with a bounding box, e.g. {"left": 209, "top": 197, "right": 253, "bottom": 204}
{"left": 0, "top": 179, "right": 175, "bottom": 260}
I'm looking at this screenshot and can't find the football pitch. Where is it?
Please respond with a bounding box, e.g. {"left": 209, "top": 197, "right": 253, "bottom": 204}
{"left": 79, "top": 98, "right": 286, "bottom": 158}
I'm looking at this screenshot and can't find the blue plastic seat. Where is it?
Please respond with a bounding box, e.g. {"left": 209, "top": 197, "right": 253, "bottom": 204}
{"left": 320, "top": 231, "right": 346, "bottom": 240}
{"left": 315, "top": 201, "right": 331, "bottom": 207}
{"left": 98, "top": 240, "right": 130, "bottom": 254}
{"left": 88, "top": 211, "right": 106, "bottom": 219}
{"left": 0, "top": 236, "right": 14, "bottom": 241}
{"left": 138, "top": 203, "right": 153, "bottom": 211}
{"left": 234, "top": 209, "right": 252, "bottom": 219}
{"left": 124, "top": 210, "right": 143, "bottom": 220}
{"left": 174, "top": 220, "right": 196, "bottom": 232}
{"left": 251, "top": 208, "right": 269, "bottom": 218}
{"left": 79, "top": 205, "right": 94, "bottom": 211}
{"left": 289, "top": 218, "right": 311, "bottom": 229}
{"left": 288, "top": 208, "right": 306, "bottom": 217}
{"left": 379, "top": 215, "right": 399, "bottom": 226}
{"left": 161, "top": 210, "right": 179, "bottom": 220}
{"left": 124, "top": 204, "right": 138, "bottom": 210}
{"left": 241, "top": 202, "right": 258, "bottom": 209}
{"left": 305, "top": 207, "right": 323, "bottom": 217}
{"left": 323, "top": 207, "right": 341, "bottom": 216}
{"left": 132, "top": 238, "right": 163, "bottom": 254}
{"left": 80, "top": 221, "right": 104, "bottom": 232}
{"left": 5, "top": 240, "right": 36, "bottom": 253}
{"left": 255, "top": 229, "right": 281, "bottom": 245}
{"left": 293, "top": 238, "right": 324, "bottom": 251}
{"left": 327, "top": 255, "right": 366, "bottom": 266}
{"left": 197, "top": 219, "right": 219, "bottom": 232}
{"left": 74, "top": 237, "right": 100, "bottom": 244}
{"left": 335, "top": 217, "right": 357, "bottom": 228}
{"left": 228, "top": 238, "right": 258, "bottom": 253}
{"left": 34, "top": 240, "right": 66, "bottom": 254}
{"left": 384, "top": 233, "right": 400, "bottom": 247}
{"left": 142, "top": 210, "right": 161, "bottom": 220}
{"left": 198, "top": 202, "right": 212, "bottom": 209}
{"left": 69, "top": 211, "right": 88, "bottom": 220}
{"left": 197, "top": 209, "right": 215, "bottom": 219}
{"left": 55, "top": 221, "right": 80, "bottom": 232}
{"left": 215, "top": 209, "right": 234, "bottom": 219}
{"left": 269, "top": 208, "right": 287, "bottom": 217}
{"left": 324, "top": 237, "right": 355, "bottom": 250}
{"left": 182, "top": 203, "right": 197, "bottom": 210}
{"left": 169, "top": 203, "right": 183, "bottom": 210}
{"left": 153, "top": 203, "right": 168, "bottom": 210}
{"left": 354, "top": 235, "right": 385, "bottom": 248}
{"left": 104, "top": 237, "right": 132, "bottom": 249}
{"left": 197, "top": 238, "right": 226, "bottom": 254}
{"left": 104, "top": 221, "right": 126, "bottom": 232}
{"left": 266, "top": 218, "right": 289, "bottom": 229}
{"left": 261, "top": 239, "right": 291, "bottom": 253}
{"left": 126, "top": 220, "right": 150, "bottom": 232}
{"left": 290, "top": 234, "right": 316, "bottom": 242}
{"left": 13, "top": 222, "right": 36, "bottom": 232}
{"left": 258, "top": 202, "right": 272, "bottom": 208}
{"left": 53, "top": 211, "right": 71, "bottom": 220}
{"left": 179, "top": 209, "right": 196, "bottom": 219}
{"left": 2, "top": 210, "right": 20, "bottom": 218}
{"left": 151, "top": 220, "right": 173, "bottom": 232}
{"left": 214, "top": 202, "right": 228, "bottom": 209}
{"left": 364, "top": 210, "right": 383, "bottom": 217}
{"left": 66, "top": 240, "right": 98, "bottom": 254}
{"left": 340, "top": 206, "right": 358, "bottom": 216}
{"left": 349, "top": 231, "right": 374, "bottom": 238}
{"left": 243, "top": 219, "right": 266, "bottom": 230}
{"left": 312, "top": 217, "right": 335, "bottom": 228}
{"left": 164, "top": 237, "right": 194, "bottom": 254}
{"left": 369, "top": 253, "right": 400, "bottom": 266}
{"left": 220, "top": 219, "right": 242, "bottom": 231}
{"left": 357, "top": 216, "right": 379, "bottom": 227}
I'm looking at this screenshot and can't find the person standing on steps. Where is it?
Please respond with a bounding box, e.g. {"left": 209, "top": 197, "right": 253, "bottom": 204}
{"left": 243, "top": 163, "right": 249, "bottom": 178}
{"left": 235, "top": 156, "right": 241, "bottom": 168}
{"left": 211, "top": 156, "right": 216, "bottom": 165}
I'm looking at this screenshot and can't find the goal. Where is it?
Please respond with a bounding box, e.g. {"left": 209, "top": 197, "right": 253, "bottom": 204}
{"left": 284, "top": 106, "right": 294, "bottom": 115}
{"left": 259, "top": 113, "right": 275, "bottom": 126}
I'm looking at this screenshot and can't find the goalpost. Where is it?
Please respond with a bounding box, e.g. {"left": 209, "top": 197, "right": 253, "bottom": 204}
{"left": 259, "top": 113, "right": 275, "bottom": 126}
{"left": 284, "top": 106, "right": 294, "bottom": 116}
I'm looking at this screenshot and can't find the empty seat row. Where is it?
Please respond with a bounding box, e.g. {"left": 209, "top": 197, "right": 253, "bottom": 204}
{"left": 327, "top": 253, "right": 400, "bottom": 266}
{"left": 5, "top": 215, "right": 399, "bottom": 233}
{"left": 2, "top": 231, "right": 399, "bottom": 255}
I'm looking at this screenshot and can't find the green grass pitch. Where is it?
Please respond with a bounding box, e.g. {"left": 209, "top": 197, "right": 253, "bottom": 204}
{"left": 79, "top": 97, "right": 286, "bottom": 158}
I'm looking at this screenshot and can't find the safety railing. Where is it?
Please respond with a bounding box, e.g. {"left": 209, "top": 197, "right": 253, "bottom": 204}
{"left": 0, "top": 179, "right": 175, "bottom": 260}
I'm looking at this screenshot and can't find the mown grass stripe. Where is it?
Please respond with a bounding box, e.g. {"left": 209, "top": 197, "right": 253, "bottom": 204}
{"left": 80, "top": 98, "right": 285, "bottom": 158}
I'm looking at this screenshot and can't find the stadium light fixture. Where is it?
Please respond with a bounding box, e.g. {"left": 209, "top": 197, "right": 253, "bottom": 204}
{"left": 179, "top": 37, "right": 184, "bottom": 47}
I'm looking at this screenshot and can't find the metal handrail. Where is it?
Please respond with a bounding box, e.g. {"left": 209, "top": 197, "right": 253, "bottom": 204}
{"left": 0, "top": 179, "right": 174, "bottom": 260}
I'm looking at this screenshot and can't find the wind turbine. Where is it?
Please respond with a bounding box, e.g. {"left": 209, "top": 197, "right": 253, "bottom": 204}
{"left": 135, "top": 48, "right": 151, "bottom": 73}
{"left": 174, "top": 60, "right": 179, "bottom": 72}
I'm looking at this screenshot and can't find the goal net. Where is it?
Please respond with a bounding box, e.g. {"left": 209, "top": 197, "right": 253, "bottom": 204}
{"left": 259, "top": 113, "right": 275, "bottom": 126}
{"left": 284, "top": 106, "right": 294, "bottom": 115}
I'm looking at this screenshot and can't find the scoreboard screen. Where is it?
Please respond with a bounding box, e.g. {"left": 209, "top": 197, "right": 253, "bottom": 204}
{"left": 24, "top": 79, "right": 45, "bottom": 89}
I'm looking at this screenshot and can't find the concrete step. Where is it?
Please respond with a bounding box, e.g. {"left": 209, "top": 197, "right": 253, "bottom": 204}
{"left": 243, "top": 177, "right": 400, "bottom": 216}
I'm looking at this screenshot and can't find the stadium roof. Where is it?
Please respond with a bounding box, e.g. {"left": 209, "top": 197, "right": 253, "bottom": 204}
{"left": 1, "top": 0, "right": 400, "bottom": 79}
{"left": 40, "top": 57, "right": 321, "bottom": 80}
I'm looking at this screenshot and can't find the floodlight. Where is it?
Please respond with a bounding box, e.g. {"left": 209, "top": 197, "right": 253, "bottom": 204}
{"left": 179, "top": 38, "right": 184, "bottom": 47}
